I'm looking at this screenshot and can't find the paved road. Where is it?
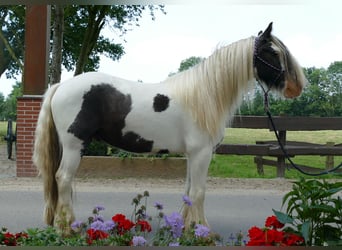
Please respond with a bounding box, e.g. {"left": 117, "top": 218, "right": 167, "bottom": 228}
{"left": 0, "top": 188, "right": 283, "bottom": 241}
{"left": 0, "top": 144, "right": 16, "bottom": 178}
{"left": 0, "top": 144, "right": 288, "bottom": 242}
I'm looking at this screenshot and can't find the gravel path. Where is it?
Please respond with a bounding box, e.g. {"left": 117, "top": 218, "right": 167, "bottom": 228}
{"left": 0, "top": 176, "right": 295, "bottom": 196}
{"left": 0, "top": 143, "right": 295, "bottom": 195}
{"left": 0, "top": 143, "right": 16, "bottom": 178}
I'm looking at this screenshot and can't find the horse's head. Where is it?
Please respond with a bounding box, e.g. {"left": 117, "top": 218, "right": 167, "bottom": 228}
{"left": 254, "top": 22, "right": 306, "bottom": 98}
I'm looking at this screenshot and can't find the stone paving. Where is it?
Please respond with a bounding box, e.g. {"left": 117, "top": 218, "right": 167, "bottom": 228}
{"left": 0, "top": 144, "right": 16, "bottom": 178}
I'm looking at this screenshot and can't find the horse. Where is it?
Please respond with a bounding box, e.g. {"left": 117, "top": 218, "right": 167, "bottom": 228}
{"left": 33, "top": 22, "right": 306, "bottom": 230}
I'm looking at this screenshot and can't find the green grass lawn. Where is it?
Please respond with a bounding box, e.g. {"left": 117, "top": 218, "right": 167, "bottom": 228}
{"left": 1, "top": 121, "right": 341, "bottom": 179}
{"left": 0, "top": 121, "right": 17, "bottom": 142}
{"left": 0, "top": 121, "right": 7, "bottom": 143}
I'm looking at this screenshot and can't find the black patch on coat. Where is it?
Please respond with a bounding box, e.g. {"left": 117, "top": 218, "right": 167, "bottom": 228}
{"left": 153, "top": 94, "right": 170, "bottom": 112}
{"left": 157, "top": 149, "right": 170, "bottom": 155}
{"left": 120, "top": 131, "right": 153, "bottom": 153}
{"left": 68, "top": 83, "right": 154, "bottom": 153}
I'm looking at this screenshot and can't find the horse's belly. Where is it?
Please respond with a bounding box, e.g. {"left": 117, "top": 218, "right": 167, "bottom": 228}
{"left": 101, "top": 130, "right": 184, "bottom": 154}
{"left": 117, "top": 120, "right": 186, "bottom": 154}
{"left": 118, "top": 102, "right": 187, "bottom": 154}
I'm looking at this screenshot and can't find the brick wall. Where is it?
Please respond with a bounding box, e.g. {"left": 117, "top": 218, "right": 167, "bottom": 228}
{"left": 16, "top": 96, "right": 43, "bottom": 177}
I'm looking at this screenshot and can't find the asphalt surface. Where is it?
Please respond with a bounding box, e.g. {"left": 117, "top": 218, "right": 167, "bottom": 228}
{"left": 0, "top": 143, "right": 286, "bottom": 242}
{"left": 0, "top": 187, "right": 283, "bottom": 241}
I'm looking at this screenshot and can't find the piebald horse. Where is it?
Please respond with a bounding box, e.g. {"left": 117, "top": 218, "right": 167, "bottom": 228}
{"left": 33, "top": 23, "right": 306, "bottom": 229}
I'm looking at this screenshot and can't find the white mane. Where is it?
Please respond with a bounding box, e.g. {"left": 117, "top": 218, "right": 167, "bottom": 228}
{"left": 166, "top": 37, "right": 255, "bottom": 141}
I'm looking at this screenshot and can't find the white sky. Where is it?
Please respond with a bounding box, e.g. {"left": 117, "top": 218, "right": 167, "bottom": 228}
{"left": 1, "top": 1, "right": 341, "bottom": 97}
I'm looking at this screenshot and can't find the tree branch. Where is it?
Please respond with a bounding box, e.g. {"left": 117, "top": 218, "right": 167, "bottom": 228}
{"left": 0, "top": 28, "right": 23, "bottom": 71}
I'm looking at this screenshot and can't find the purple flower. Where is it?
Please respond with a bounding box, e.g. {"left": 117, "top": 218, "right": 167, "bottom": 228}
{"left": 103, "top": 220, "right": 115, "bottom": 231}
{"left": 228, "top": 233, "right": 236, "bottom": 241}
{"left": 164, "top": 212, "right": 184, "bottom": 238}
{"left": 169, "top": 242, "right": 180, "bottom": 246}
{"left": 71, "top": 220, "right": 83, "bottom": 231}
{"left": 141, "top": 210, "right": 150, "bottom": 220}
{"left": 132, "top": 236, "right": 147, "bottom": 246}
{"left": 182, "top": 195, "right": 192, "bottom": 206}
{"left": 94, "top": 214, "right": 104, "bottom": 222}
{"left": 154, "top": 201, "right": 164, "bottom": 210}
{"left": 94, "top": 205, "right": 105, "bottom": 212}
{"left": 91, "top": 220, "right": 115, "bottom": 231}
{"left": 90, "top": 220, "right": 106, "bottom": 231}
{"left": 194, "top": 224, "right": 210, "bottom": 237}
{"left": 93, "top": 205, "right": 105, "bottom": 215}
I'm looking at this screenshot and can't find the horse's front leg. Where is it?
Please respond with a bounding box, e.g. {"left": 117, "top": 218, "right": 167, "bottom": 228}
{"left": 182, "top": 146, "right": 212, "bottom": 228}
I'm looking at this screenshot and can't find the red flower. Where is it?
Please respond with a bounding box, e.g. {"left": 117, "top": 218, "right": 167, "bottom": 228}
{"left": 283, "top": 233, "right": 305, "bottom": 246}
{"left": 1, "top": 232, "right": 17, "bottom": 246}
{"left": 136, "top": 220, "right": 152, "bottom": 232}
{"left": 112, "top": 213, "right": 126, "bottom": 222}
{"left": 247, "top": 216, "right": 306, "bottom": 246}
{"left": 86, "top": 228, "right": 109, "bottom": 245}
{"left": 112, "top": 213, "right": 135, "bottom": 235}
{"left": 247, "top": 227, "right": 284, "bottom": 246}
{"left": 265, "top": 215, "right": 284, "bottom": 229}
{"left": 15, "top": 232, "right": 28, "bottom": 240}
{"left": 247, "top": 226, "right": 266, "bottom": 246}
{"left": 266, "top": 229, "right": 284, "bottom": 245}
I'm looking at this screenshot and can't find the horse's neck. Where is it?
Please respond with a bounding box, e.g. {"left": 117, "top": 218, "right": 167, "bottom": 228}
{"left": 168, "top": 37, "right": 255, "bottom": 141}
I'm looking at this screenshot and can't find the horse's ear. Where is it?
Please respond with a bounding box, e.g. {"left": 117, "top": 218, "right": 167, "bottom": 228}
{"left": 259, "top": 22, "right": 273, "bottom": 38}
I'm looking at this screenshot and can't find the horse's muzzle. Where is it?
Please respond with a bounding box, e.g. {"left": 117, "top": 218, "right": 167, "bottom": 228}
{"left": 284, "top": 81, "right": 302, "bottom": 98}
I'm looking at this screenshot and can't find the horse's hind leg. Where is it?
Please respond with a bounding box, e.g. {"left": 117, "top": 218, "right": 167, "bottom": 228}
{"left": 182, "top": 146, "right": 212, "bottom": 228}
{"left": 54, "top": 139, "right": 82, "bottom": 231}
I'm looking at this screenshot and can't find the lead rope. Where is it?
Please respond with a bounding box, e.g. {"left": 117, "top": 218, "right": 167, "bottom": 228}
{"left": 261, "top": 89, "right": 342, "bottom": 176}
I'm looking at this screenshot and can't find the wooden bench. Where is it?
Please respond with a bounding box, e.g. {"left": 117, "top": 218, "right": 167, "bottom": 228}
{"left": 215, "top": 116, "right": 342, "bottom": 177}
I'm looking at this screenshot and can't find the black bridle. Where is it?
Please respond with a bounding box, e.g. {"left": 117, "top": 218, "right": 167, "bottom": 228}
{"left": 253, "top": 37, "right": 342, "bottom": 176}
{"left": 253, "top": 37, "right": 285, "bottom": 91}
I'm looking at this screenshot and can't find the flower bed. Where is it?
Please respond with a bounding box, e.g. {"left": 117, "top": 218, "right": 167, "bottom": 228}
{"left": 1, "top": 178, "right": 341, "bottom": 246}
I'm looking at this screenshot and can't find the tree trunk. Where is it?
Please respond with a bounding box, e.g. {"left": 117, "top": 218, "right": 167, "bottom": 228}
{"left": 50, "top": 5, "right": 64, "bottom": 84}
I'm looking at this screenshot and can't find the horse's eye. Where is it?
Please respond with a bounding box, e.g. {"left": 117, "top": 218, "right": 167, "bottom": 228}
{"left": 266, "top": 47, "right": 278, "bottom": 56}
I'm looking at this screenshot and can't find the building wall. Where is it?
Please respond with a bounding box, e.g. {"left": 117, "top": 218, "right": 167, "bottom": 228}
{"left": 16, "top": 96, "right": 42, "bottom": 177}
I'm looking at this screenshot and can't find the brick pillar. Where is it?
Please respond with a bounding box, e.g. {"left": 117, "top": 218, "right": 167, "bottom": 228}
{"left": 16, "top": 96, "right": 43, "bottom": 177}
{"left": 17, "top": 5, "right": 50, "bottom": 177}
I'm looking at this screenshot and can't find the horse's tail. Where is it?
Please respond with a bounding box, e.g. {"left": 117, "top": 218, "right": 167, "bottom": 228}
{"left": 33, "top": 83, "right": 61, "bottom": 225}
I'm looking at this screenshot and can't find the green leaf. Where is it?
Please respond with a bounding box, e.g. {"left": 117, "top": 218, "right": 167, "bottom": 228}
{"left": 325, "top": 239, "right": 342, "bottom": 246}
{"left": 326, "top": 187, "right": 342, "bottom": 195}
{"left": 300, "top": 220, "right": 311, "bottom": 245}
{"left": 272, "top": 209, "right": 294, "bottom": 224}
{"left": 282, "top": 190, "right": 297, "bottom": 207}
{"left": 311, "top": 204, "right": 337, "bottom": 214}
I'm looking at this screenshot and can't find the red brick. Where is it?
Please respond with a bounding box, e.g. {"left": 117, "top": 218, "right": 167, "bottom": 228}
{"left": 18, "top": 123, "right": 33, "bottom": 128}
{"left": 24, "top": 127, "right": 36, "bottom": 132}
{"left": 25, "top": 102, "right": 41, "bottom": 107}
{"left": 21, "top": 106, "right": 33, "bottom": 111}
{"left": 24, "top": 110, "right": 38, "bottom": 115}
{"left": 16, "top": 96, "right": 43, "bottom": 177}
{"left": 20, "top": 119, "right": 36, "bottom": 124}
